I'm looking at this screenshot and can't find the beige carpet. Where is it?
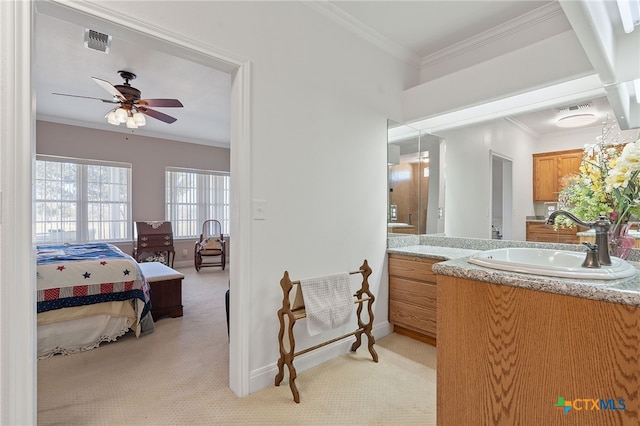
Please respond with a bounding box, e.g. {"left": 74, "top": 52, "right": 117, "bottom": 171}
{"left": 38, "top": 266, "right": 436, "bottom": 425}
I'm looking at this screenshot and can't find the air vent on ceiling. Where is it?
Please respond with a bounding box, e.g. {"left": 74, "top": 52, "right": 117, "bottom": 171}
{"left": 84, "top": 29, "right": 112, "bottom": 54}
{"left": 555, "top": 102, "right": 593, "bottom": 113}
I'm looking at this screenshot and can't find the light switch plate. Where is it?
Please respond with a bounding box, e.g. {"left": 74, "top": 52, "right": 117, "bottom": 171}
{"left": 253, "top": 199, "right": 267, "bottom": 220}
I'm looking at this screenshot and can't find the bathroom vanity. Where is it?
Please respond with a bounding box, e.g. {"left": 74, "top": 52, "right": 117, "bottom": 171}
{"left": 387, "top": 245, "right": 480, "bottom": 345}
{"left": 388, "top": 236, "right": 640, "bottom": 425}
{"left": 434, "top": 252, "right": 640, "bottom": 426}
{"left": 388, "top": 254, "right": 438, "bottom": 343}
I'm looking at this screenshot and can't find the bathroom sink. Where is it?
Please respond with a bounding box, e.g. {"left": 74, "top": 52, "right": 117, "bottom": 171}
{"left": 468, "top": 248, "right": 637, "bottom": 280}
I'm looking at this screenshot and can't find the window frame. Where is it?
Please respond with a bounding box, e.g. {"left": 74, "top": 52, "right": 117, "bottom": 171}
{"left": 165, "top": 167, "right": 230, "bottom": 239}
{"left": 35, "top": 155, "right": 133, "bottom": 244}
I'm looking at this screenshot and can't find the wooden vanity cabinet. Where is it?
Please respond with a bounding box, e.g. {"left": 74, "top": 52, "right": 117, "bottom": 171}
{"left": 533, "top": 149, "right": 582, "bottom": 202}
{"left": 438, "top": 275, "right": 640, "bottom": 425}
{"left": 388, "top": 254, "right": 438, "bottom": 345}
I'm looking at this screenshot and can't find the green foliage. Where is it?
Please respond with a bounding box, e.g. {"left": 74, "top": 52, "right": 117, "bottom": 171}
{"left": 556, "top": 120, "right": 639, "bottom": 229}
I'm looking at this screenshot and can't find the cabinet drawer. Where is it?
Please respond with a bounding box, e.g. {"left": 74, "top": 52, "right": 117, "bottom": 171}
{"left": 138, "top": 233, "right": 173, "bottom": 248}
{"left": 388, "top": 255, "right": 437, "bottom": 282}
{"left": 389, "top": 277, "right": 436, "bottom": 309}
{"left": 389, "top": 299, "right": 436, "bottom": 337}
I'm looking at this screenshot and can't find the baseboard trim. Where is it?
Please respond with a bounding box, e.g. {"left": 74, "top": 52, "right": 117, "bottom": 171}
{"left": 173, "top": 260, "right": 194, "bottom": 269}
{"left": 172, "top": 260, "right": 229, "bottom": 269}
{"left": 249, "top": 321, "right": 391, "bottom": 394}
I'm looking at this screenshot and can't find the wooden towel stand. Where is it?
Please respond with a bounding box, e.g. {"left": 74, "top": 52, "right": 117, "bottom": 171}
{"left": 274, "top": 259, "right": 378, "bottom": 403}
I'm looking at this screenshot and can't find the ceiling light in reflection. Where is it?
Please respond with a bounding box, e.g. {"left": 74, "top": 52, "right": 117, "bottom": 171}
{"left": 556, "top": 114, "right": 598, "bottom": 128}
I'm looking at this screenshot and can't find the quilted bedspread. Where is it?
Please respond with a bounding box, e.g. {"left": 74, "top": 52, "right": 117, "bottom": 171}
{"left": 36, "top": 243, "right": 151, "bottom": 316}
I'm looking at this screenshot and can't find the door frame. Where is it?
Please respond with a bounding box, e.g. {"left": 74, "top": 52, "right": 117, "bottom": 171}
{"left": 1, "top": 1, "right": 253, "bottom": 423}
{"left": 490, "top": 151, "right": 513, "bottom": 240}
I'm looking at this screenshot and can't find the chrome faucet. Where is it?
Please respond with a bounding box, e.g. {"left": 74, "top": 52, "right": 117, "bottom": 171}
{"left": 546, "top": 210, "right": 612, "bottom": 266}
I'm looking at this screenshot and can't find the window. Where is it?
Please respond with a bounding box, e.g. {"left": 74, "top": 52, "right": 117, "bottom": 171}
{"left": 35, "top": 155, "right": 132, "bottom": 244}
{"left": 165, "top": 167, "right": 230, "bottom": 238}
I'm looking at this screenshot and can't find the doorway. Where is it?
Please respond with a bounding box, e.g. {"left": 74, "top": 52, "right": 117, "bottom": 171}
{"left": 28, "top": 0, "right": 251, "bottom": 415}
{"left": 491, "top": 152, "right": 513, "bottom": 240}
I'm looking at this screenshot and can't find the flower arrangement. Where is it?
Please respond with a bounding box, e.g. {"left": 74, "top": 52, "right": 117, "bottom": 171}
{"left": 556, "top": 119, "right": 640, "bottom": 229}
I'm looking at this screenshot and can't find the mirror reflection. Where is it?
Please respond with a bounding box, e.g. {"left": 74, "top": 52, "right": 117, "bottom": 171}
{"left": 393, "top": 95, "right": 638, "bottom": 242}
{"left": 387, "top": 120, "right": 445, "bottom": 235}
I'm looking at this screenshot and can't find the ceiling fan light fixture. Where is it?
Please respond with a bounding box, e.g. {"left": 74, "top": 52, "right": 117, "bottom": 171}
{"left": 556, "top": 113, "right": 598, "bottom": 128}
{"left": 106, "top": 110, "right": 119, "bottom": 125}
{"left": 126, "top": 116, "right": 138, "bottom": 129}
{"left": 133, "top": 111, "right": 146, "bottom": 126}
{"left": 115, "top": 107, "right": 128, "bottom": 123}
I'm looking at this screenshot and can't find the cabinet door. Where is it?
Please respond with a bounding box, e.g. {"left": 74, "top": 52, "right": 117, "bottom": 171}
{"left": 533, "top": 155, "right": 557, "bottom": 201}
{"left": 557, "top": 151, "right": 582, "bottom": 188}
{"left": 533, "top": 149, "right": 583, "bottom": 202}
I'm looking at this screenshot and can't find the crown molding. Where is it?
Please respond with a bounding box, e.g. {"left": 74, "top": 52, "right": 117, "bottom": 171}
{"left": 36, "top": 114, "right": 231, "bottom": 149}
{"left": 504, "top": 117, "right": 540, "bottom": 138}
{"left": 421, "top": 2, "right": 567, "bottom": 69}
{"left": 304, "top": 1, "right": 421, "bottom": 68}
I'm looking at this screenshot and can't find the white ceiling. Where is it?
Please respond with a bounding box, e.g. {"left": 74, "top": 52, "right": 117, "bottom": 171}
{"left": 34, "top": 1, "right": 615, "bottom": 148}
{"left": 35, "top": 12, "right": 232, "bottom": 147}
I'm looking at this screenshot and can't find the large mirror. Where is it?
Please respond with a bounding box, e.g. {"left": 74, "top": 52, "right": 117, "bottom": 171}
{"left": 391, "top": 96, "right": 638, "bottom": 242}
{"left": 387, "top": 120, "right": 445, "bottom": 235}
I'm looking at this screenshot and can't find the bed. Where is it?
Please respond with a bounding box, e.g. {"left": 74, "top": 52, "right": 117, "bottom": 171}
{"left": 36, "top": 243, "right": 154, "bottom": 359}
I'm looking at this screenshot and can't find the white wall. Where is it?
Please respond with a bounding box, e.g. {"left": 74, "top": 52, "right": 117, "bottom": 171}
{"left": 535, "top": 125, "right": 639, "bottom": 153}
{"left": 4, "top": 1, "right": 633, "bottom": 421}
{"left": 76, "top": 0, "right": 416, "bottom": 392}
{"left": 440, "top": 119, "right": 536, "bottom": 240}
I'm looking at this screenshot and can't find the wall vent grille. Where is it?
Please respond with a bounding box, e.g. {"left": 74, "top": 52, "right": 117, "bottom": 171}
{"left": 84, "top": 29, "right": 112, "bottom": 54}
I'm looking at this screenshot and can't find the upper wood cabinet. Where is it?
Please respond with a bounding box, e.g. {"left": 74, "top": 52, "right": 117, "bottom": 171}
{"left": 533, "top": 149, "right": 582, "bottom": 202}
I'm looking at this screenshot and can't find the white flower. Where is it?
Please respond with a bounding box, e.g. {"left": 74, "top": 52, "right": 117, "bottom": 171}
{"left": 606, "top": 166, "right": 630, "bottom": 191}
{"left": 617, "top": 142, "right": 640, "bottom": 171}
{"left": 605, "top": 140, "right": 640, "bottom": 192}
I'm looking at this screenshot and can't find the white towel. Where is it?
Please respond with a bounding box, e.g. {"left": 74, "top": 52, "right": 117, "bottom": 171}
{"left": 299, "top": 273, "right": 353, "bottom": 336}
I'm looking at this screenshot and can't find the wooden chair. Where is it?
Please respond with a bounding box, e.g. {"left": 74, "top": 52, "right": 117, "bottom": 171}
{"left": 194, "top": 220, "right": 226, "bottom": 271}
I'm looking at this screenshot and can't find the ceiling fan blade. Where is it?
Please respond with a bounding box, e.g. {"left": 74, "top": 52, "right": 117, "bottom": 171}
{"left": 138, "top": 106, "right": 177, "bottom": 124}
{"left": 137, "top": 99, "right": 184, "bottom": 108}
{"left": 92, "top": 77, "right": 126, "bottom": 101}
{"left": 52, "top": 93, "right": 119, "bottom": 104}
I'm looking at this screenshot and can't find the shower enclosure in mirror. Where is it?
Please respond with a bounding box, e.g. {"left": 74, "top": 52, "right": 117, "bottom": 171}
{"left": 388, "top": 120, "right": 445, "bottom": 235}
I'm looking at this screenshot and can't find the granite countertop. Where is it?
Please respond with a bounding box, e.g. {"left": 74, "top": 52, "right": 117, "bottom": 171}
{"left": 433, "top": 257, "right": 640, "bottom": 307}
{"left": 387, "top": 238, "right": 640, "bottom": 307}
{"left": 387, "top": 244, "right": 480, "bottom": 260}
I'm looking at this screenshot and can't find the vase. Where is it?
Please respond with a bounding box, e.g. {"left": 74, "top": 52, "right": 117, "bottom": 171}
{"left": 608, "top": 223, "right": 635, "bottom": 260}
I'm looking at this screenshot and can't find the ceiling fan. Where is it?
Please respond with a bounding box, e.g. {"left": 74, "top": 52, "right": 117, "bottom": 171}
{"left": 53, "top": 70, "right": 183, "bottom": 128}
